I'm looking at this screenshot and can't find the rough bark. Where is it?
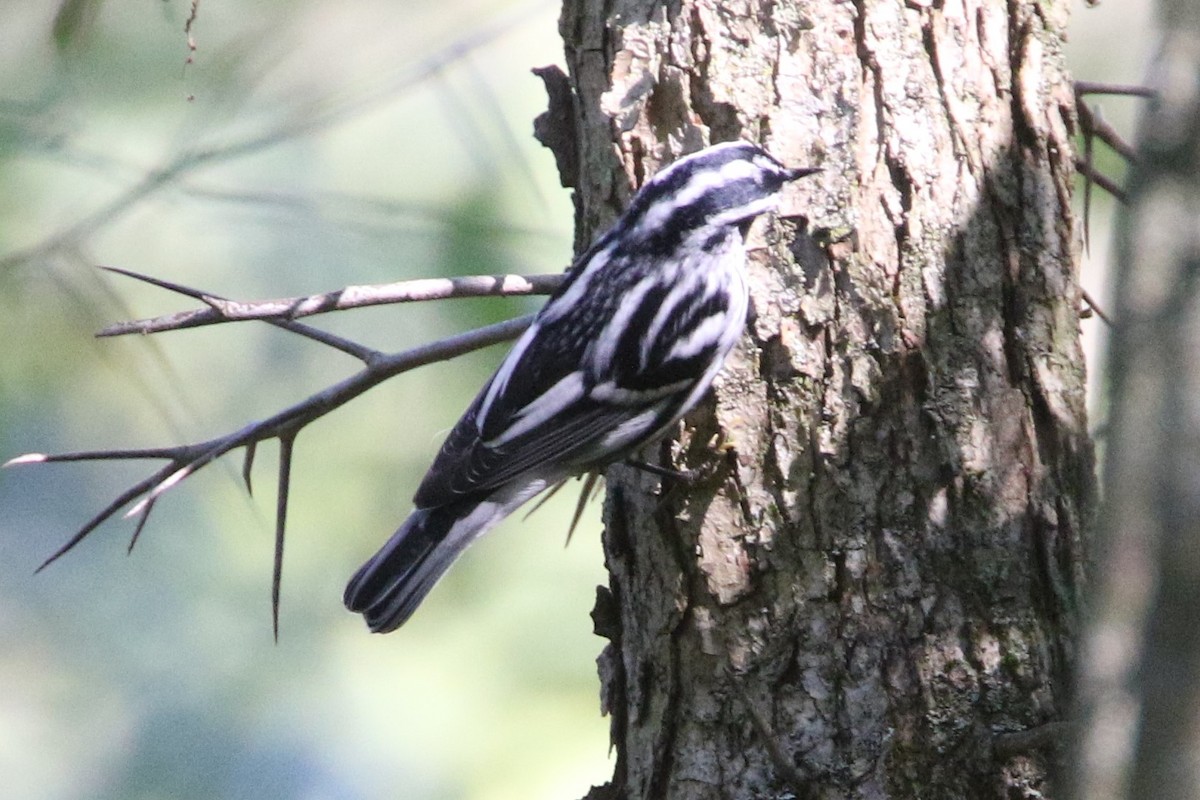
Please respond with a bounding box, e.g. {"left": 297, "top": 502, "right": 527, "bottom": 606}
{"left": 1071, "top": 3, "right": 1200, "bottom": 798}
{"left": 552, "top": 1, "right": 1093, "bottom": 797}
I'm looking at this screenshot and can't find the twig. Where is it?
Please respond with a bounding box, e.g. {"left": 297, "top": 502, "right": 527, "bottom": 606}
{"left": 1080, "top": 102, "right": 1096, "bottom": 251}
{"left": 98, "top": 268, "right": 562, "bottom": 338}
{"left": 1077, "top": 102, "right": 1138, "bottom": 163}
{"left": 1072, "top": 80, "right": 1146, "bottom": 249}
{"left": 127, "top": 497, "right": 156, "bottom": 554}
{"left": 184, "top": 0, "right": 201, "bottom": 69}
{"left": 6, "top": 313, "right": 535, "bottom": 573}
{"left": 1075, "top": 158, "right": 1128, "bottom": 205}
{"left": 567, "top": 473, "right": 603, "bottom": 546}
{"left": 101, "top": 267, "right": 382, "bottom": 361}
{"left": 23, "top": 462, "right": 183, "bottom": 571}
{"left": 1076, "top": 100, "right": 1134, "bottom": 251}
{"left": 1081, "top": 288, "right": 1112, "bottom": 326}
{"left": 1074, "top": 81, "right": 1156, "bottom": 99}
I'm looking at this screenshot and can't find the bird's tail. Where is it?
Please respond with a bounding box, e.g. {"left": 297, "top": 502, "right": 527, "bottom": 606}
{"left": 344, "top": 497, "right": 494, "bottom": 633}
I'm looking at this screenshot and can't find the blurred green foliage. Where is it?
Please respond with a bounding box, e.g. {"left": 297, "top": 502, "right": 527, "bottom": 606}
{"left": 0, "top": 1, "right": 609, "bottom": 799}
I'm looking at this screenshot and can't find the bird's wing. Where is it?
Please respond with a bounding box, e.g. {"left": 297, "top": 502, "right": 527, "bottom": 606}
{"left": 412, "top": 314, "right": 701, "bottom": 508}
{"left": 412, "top": 243, "right": 744, "bottom": 509}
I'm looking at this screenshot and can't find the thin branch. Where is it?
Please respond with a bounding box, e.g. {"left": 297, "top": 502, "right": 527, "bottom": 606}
{"left": 1073, "top": 80, "right": 1144, "bottom": 250}
{"left": 266, "top": 321, "right": 380, "bottom": 362}
{"left": 5, "top": 2, "right": 563, "bottom": 632}
{"left": 1074, "top": 81, "right": 1157, "bottom": 99}
{"left": 6, "top": 448, "right": 192, "bottom": 464}
{"left": 28, "top": 464, "right": 180, "bottom": 571}
{"left": 7, "top": 313, "right": 534, "bottom": 570}
{"left": 97, "top": 268, "right": 562, "bottom": 338}
{"left": 100, "top": 267, "right": 383, "bottom": 362}
{"left": 1081, "top": 99, "right": 1096, "bottom": 251}
{"left": 1075, "top": 157, "right": 1129, "bottom": 205}
{"left": 1077, "top": 102, "right": 1138, "bottom": 163}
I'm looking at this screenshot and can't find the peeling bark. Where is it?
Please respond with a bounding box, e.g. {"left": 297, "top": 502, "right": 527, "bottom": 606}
{"left": 554, "top": 1, "right": 1093, "bottom": 797}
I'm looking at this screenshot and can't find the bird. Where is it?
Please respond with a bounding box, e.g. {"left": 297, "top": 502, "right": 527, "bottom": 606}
{"left": 344, "top": 140, "right": 818, "bottom": 632}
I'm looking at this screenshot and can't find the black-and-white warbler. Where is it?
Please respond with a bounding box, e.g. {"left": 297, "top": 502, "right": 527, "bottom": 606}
{"left": 344, "top": 141, "right": 818, "bottom": 632}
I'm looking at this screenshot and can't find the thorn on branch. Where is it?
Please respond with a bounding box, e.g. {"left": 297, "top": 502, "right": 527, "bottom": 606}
{"left": 523, "top": 472, "right": 603, "bottom": 546}
{"left": 100, "top": 266, "right": 383, "bottom": 362}
{"left": 242, "top": 442, "right": 257, "bottom": 496}
{"left": 128, "top": 498, "right": 157, "bottom": 554}
{"left": 8, "top": 447, "right": 194, "bottom": 464}
{"left": 11, "top": 310, "right": 535, "bottom": 628}
{"left": 4, "top": 452, "right": 48, "bottom": 466}
{"left": 1081, "top": 104, "right": 1096, "bottom": 251}
{"left": 567, "top": 473, "right": 602, "bottom": 546}
{"left": 1077, "top": 102, "right": 1138, "bottom": 163}
{"left": 127, "top": 464, "right": 193, "bottom": 518}
{"left": 1072, "top": 79, "right": 1146, "bottom": 245}
{"left": 33, "top": 462, "right": 181, "bottom": 572}
{"left": 273, "top": 435, "right": 296, "bottom": 642}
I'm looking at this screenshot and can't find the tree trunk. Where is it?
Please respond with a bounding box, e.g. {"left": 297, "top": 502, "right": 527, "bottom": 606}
{"left": 552, "top": 1, "right": 1094, "bottom": 797}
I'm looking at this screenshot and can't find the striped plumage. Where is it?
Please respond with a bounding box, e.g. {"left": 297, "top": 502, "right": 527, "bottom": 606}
{"left": 344, "top": 141, "right": 817, "bottom": 632}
